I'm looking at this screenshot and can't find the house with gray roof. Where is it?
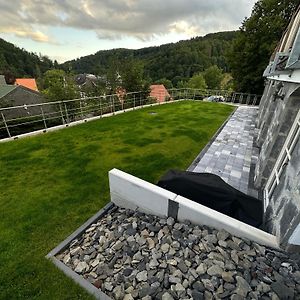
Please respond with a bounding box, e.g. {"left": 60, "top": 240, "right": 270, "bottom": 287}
{"left": 0, "top": 79, "right": 46, "bottom": 119}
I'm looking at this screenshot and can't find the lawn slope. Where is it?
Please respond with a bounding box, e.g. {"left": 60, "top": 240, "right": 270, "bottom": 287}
{"left": 0, "top": 101, "right": 234, "bottom": 299}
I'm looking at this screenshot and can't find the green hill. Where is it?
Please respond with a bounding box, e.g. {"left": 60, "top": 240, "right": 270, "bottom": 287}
{"left": 0, "top": 31, "right": 236, "bottom": 85}
{"left": 0, "top": 38, "right": 55, "bottom": 78}
{"left": 61, "top": 31, "right": 237, "bottom": 85}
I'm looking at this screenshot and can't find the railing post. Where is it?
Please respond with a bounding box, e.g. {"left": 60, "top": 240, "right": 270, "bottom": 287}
{"left": 112, "top": 96, "right": 115, "bottom": 114}
{"left": 110, "top": 96, "right": 113, "bottom": 114}
{"left": 63, "top": 102, "right": 70, "bottom": 123}
{"left": 40, "top": 106, "right": 47, "bottom": 130}
{"left": 59, "top": 103, "right": 65, "bottom": 124}
{"left": 253, "top": 95, "right": 258, "bottom": 106}
{"left": 79, "top": 99, "right": 84, "bottom": 120}
{"left": 1, "top": 112, "right": 11, "bottom": 138}
{"left": 121, "top": 96, "right": 124, "bottom": 111}
{"left": 99, "top": 97, "right": 102, "bottom": 117}
{"left": 240, "top": 93, "right": 244, "bottom": 104}
{"left": 133, "top": 94, "right": 136, "bottom": 109}
{"left": 224, "top": 91, "right": 228, "bottom": 102}
{"left": 232, "top": 93, "right": 236, "bottom": 103}
{"left": 246, "top": 94, "right": 251, "bottom": 105}
{"left": 140, "top": 93, "right": 142, "bottom": 107}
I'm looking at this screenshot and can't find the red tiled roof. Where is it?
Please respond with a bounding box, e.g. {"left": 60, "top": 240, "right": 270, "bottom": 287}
{"left": 150, "top": 84, "right": 170, "bottom": 103}
{"left": 15, "top": 78, "right": 38, "bottom": 92}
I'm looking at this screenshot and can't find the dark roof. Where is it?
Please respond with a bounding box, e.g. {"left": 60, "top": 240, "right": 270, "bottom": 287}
{"left": 0, "top": 75, "right": 6, "bottom": 85}
{"left": 0, "top": 85, "right": 17, "bottom": 99}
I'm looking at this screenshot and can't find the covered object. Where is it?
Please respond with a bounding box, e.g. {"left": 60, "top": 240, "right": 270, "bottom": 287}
{"left": 157, "top": 170, "right": 263, "bottom": 228}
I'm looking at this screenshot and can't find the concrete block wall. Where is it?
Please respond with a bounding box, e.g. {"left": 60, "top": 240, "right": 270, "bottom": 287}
{"left": 256, "top": 81, "right": 277, "bottom": 130}
{"left": 256, "top": 81, "right": 300, "bottom": 246}
{"left": 255, "top": 83, "right": 300, "bottom": 189}
{"left": 264, "top": 137, "right": 300, "bottom": 247}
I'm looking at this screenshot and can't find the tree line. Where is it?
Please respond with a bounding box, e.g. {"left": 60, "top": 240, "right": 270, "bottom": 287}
{"left": 61, "top": 31, "right": 236, "bottom": 88}
{"left": 0, "top": 38, "right": 57, "bottom": 79}
{"left": 226, "top": 0, "right": 299, "bottom": 94}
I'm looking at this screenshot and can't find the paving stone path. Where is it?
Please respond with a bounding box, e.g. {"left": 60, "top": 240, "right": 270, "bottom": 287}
{"left": 191, "top": 106, "right": 259, "bottom": 197}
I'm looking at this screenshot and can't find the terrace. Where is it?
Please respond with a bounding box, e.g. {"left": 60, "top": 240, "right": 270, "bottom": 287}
{"left": 1, "top": 94, "right": 299, "bottom": 299}
{"left": 0, "top": 100, "right": 234, "bottom": 299}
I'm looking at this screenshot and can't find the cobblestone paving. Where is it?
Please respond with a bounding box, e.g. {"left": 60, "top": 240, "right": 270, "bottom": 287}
{"left": 192, "top": 106, "right": 259, "bottom": 197}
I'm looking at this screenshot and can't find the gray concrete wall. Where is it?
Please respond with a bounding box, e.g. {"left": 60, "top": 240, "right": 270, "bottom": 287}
{"left": 256, "top": 80, "right": 300, "bottom": 246}
{"left": 264, "top": 137, "right": 300, "bottom": 247}
{"left": 255, "top": 83, "right": 300, "bottom": 189}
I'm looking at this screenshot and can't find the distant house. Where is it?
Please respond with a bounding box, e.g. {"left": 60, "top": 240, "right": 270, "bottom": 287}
{"left": 75, "top": 74, "right": 98, "bottom": 87}
{"left": 0, "top": 79, "right": 45, "bottom": 119}
{"left": 150, "top": 84, "right": 171, "bottom": 103}
{"left": 75, "top": 73, "right": 105, "bottom": 98}
{"left": 15, "top": 78, "right": 39, "bottom": 92}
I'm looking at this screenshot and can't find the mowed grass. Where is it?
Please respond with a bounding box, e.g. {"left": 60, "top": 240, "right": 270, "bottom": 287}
{"left": 0, "top": 101, "right": 234, "bottom": 299}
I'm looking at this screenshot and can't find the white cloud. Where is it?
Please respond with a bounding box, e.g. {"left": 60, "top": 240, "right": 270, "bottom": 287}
{"left": 169, "top": 21, "right": 200, "bottom": 37}
{"left": 16, "top": 30, "right": 49, "bottom": 43}
{"left": 0, "top": 0, "right": 256, "bottom": 42}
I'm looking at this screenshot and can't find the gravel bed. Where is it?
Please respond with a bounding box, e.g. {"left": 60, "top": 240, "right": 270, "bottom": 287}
{"left": 57, "top": 206, "right": 300, "bottom": 300}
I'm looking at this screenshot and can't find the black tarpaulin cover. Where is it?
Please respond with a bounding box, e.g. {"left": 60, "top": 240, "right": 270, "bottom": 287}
{"left": 157, "top": 170, "right": 262, "bottom": 228}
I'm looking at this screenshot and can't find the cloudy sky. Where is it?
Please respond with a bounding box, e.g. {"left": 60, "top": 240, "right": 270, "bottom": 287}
{"left": 0, "top": 0, "right": 257, "bottom": 63}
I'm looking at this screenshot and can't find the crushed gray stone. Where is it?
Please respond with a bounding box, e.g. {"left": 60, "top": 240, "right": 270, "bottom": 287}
{"left": 56, "top": 206, "right": 300, "bottom": 299}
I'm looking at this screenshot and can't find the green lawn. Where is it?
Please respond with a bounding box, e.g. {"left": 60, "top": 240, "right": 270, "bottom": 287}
{"left": 0, "top": 101, "right": 234, "bottom": 299}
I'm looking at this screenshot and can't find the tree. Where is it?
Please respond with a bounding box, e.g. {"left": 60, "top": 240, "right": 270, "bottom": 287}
{"left": 0, "top": 53, "right": 8, "bottom": 73}
{"left": 220, "top": 73, "right": 234, "bottom": 91}
{"left": 42, "top": 69, "right": 78, "bottom": 101}
{"left": 42, "top": 69, "right": 79, "bottom": 121}
{"left": 60, "top": 32, "right": 237, "bottom": 86}
{"left": 120, "top": 59, "right": 148, "bottom": 92}
{"left": 203, "top": 65, "right": 223, "bottom": 89}
{"left": 176, "top": 80, "right": 187, "bottom": 88}
{"left": 226, "top": 0, "right": 299, "bottom": 94}
{"left": 106, "top": 57, "right": 122, "bottom": 93}
{"left": 154, "top": 78, "right": 173, "bottom": 89}
{"left": 3, "top": 70, "right": 16, "bottom": 85}
{"left": 186, "top": 73, "right": 207, "bottom": 90}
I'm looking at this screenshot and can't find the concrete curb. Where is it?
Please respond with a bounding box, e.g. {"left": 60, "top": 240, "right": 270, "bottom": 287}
{"left": 46, "top": 202, "right": 115, "bottom": 300}
{"left": 50, "top": 257, "right": 111, "bottom": 300}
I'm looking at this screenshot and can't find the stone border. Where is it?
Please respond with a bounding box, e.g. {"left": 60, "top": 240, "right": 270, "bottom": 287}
{"left": 46, "top": 202, "right": 115, "bottom": 300}
{"left": 187, "top": 107, "right": 238, "bottom": 172}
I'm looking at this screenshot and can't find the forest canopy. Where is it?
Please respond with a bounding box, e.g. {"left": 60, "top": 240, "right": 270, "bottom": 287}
{"left": 61, "top": 31, "right": 237, "bottom": 87}
{"left": 226, "top": 0, "right": 299, "bottom": 94}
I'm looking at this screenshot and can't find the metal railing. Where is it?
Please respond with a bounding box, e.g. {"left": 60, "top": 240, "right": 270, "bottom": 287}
{"left": 0, "top": 89, "right": 261, "bottom": 140}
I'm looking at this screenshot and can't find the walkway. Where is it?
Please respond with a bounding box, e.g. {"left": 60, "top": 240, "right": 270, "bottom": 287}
{"left": 189, "top": 106, "right": 259, "bottom": 198}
